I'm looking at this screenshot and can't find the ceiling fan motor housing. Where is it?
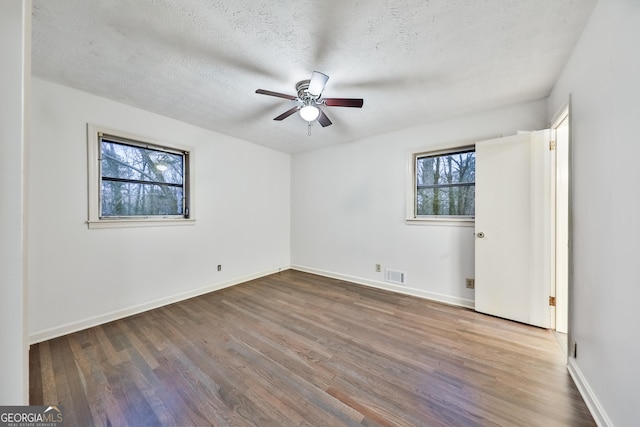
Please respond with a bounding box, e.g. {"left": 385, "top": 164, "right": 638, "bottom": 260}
{"left": 296, "top": 80, "right": 318, "bottom": 102}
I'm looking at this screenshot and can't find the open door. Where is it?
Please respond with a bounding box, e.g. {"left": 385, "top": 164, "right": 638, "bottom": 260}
{"left": 474, "top": 130, "right": 553, "bottom": 328}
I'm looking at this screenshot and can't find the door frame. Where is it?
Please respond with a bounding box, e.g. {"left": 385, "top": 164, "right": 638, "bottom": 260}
{"left": 550, "top": 97, "right": 573, "bottom": 356}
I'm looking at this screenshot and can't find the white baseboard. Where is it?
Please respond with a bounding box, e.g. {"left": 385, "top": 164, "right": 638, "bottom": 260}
{"left": 30, "top": 265, "right": 475, "bottom": 343}
{"left": 567, "top": 358, "right": 613, "bottom": 427}
{"left": 29, "top": 267, "right": 286, "bottom": 344}
{"left": 291, "top": 265, "right": 475, "bottom": 309}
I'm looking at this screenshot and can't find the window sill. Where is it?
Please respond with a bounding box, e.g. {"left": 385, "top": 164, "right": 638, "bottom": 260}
{"left": 87, "top": 218, "right": 196, "bottom": 229}
{"left": 406, "top": 217, "right": 475, "bottom": 227}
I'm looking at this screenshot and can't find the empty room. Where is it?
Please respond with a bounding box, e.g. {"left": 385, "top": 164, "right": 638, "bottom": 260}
{"left": 2, "top": 0, "right": 639, "bottom": 426}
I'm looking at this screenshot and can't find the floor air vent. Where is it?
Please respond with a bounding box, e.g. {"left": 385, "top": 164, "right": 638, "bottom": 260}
{"left": 385, "top": 269, "right": 406, "bottom": 285}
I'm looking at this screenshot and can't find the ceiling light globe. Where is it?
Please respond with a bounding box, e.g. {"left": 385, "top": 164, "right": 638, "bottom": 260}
{"left": 300, "top": 105, "right": 320, "bottom": 122}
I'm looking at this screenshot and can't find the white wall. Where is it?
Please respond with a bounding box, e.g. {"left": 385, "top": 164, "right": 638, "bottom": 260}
{"left": 0, "top": 0, "right": 30, "bottom": 405}
{"left": 0, "top": 0, "right": 31, "bottom": 405}
{"left": 548, "top": 1, "right": 640, "bottom": 425}
{"left": 29, "top": 78, "right": 291, "bottom": 342}
{"left": 291, "top": 100, "right": 546, "bottom": 307}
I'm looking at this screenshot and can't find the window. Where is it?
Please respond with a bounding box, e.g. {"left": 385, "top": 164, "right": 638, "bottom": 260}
{"left": 411, "top": 146, "right": 475, "bottom": 221}
{"left": 87, "top": 125, "right": 194, "bottom": 228}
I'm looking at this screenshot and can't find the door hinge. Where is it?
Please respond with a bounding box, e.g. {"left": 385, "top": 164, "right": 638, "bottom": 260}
{"left": 549, "top": 140, "right": 556, "bottom": 151}
{"left": 549, "top": 296, "right": 556, "bottom": 306}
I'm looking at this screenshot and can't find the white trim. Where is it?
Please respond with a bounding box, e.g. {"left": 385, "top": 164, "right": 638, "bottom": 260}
{"left": 550, "top": 96, "right": 571, "bottom": 129}
{"left": 406, "top": 217, "right": 474, "bottom": 227}
{"left": 87, "top": 218, "right": 196, "bottom": 229}
{"left": 86, "top": 123, "right": 196, "bottom": 229}
{"left": 291, "top": 265, "right": 475, "bottom": 309}
{"left": 567, "top": 359, "right": 613, "bottom": 427}
{"left": 28, "top": 266, "right": 285, "bottom": 344}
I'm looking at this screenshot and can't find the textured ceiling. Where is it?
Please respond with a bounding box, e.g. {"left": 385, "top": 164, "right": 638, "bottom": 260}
{"left": 31, "top": 0, "right": 597, "bottom": 153}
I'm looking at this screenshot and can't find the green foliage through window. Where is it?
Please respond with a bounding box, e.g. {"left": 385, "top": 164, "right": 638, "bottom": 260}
{"left": 100, "top": 137, "right": 188, "bottom": 217}
{"left": 415, "top": 148, "right": 475, "bottom": 216}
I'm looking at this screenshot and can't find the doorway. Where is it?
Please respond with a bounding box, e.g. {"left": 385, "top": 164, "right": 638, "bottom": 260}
{"left": 473, "top": 107, "right": 571, "bottom": 348}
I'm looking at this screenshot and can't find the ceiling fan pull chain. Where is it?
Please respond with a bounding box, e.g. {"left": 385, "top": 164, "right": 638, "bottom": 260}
{"left": 308, "top": 122, "right": 312, "bottom": 136}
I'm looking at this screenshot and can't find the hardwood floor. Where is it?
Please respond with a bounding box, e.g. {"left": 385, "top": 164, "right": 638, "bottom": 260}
{"left": 30, "top": 270, "right": 595, "bottom": 426}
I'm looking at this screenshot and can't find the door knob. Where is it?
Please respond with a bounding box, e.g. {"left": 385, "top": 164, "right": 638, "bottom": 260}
{"left": 476, "top": 232, "right": 485, "bottom": 238}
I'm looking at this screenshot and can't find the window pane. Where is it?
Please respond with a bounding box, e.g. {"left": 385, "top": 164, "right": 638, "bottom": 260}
{"left": 416, "top": 186, "right": 475, "bottom": 216}
{"left": 99, "top": 138, "right": 186, "bottom": 217}
{"left": 416, "top": 151, "right": 475, "bottom": 186}
{"left": 415, "top": 149, "right": 475, "bottom": 217}
{"left": 101, "top": 140, "right": 183, "bottom": 184}
{"left": 101, "top": 181, "right": 183, "bottom": 216}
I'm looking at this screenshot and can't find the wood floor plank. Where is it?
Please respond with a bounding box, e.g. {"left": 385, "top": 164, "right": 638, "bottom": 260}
{"left": 36, "top": 341, "right": 58, "bottom": 405}
{"left": 28, "top": 343, "right": 43, "bottom": 405}
{"left": 30, "top": 270, "right": 596, "bottom": 426}
{"left": 66, "top": 334, "right": 106, "bottom": 422}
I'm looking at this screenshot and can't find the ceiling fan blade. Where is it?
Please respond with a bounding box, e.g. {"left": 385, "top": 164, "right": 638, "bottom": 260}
{"left": 273, "top": 105, "right": 301, "bottom": 121}
{"left": 317, "top": 108, "right": 332, "bottom": 127}
{"left": 308, "top": 71, "right": 329, "bottom": 97}
{"left": 256, "top": 89, "right": 297, "bottom": 100}
{"left": 324, "top": 98, "right": 364, "bottom": 108}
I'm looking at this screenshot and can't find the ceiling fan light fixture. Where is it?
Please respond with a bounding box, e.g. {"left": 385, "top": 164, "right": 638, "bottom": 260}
{"left": 300, "top": 105, "right": 320, "bottom": 122}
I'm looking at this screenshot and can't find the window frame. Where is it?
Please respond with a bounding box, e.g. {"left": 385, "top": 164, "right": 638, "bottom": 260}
{"left": 87, "top": 124, "right": 195, "bottom": 229}
{"left": 406, "top": 143, "right": 476, "bottom": 227}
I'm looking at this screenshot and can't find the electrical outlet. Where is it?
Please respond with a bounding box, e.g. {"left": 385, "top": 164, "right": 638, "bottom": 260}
{"left": 217, "top": 264, "right": 222, "bottom": 272}
{"left": 375, "top": 264, "right": 381, "bottom": 272}
{"left": 466, "top": 278, "right": 475, "bottom": 289}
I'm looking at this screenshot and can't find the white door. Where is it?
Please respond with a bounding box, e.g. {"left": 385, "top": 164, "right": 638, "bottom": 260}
{"left": 474, "top": 130, "right": 552, "bottom": 328}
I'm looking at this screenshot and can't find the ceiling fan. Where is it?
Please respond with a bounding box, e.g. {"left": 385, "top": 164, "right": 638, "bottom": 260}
{"left": 255, "top": 71, "right": 363, "bottom": 130}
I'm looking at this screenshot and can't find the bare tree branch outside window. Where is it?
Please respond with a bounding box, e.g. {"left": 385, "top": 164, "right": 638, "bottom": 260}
{"left": 100, "top": 138, "right": 187, "bottom": 217}
{"left": 416, "top": 149, "right": 475, "bottom": 216}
